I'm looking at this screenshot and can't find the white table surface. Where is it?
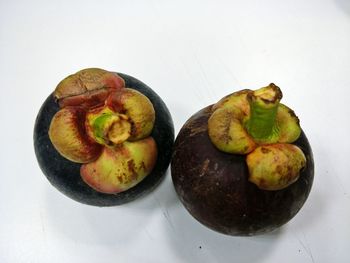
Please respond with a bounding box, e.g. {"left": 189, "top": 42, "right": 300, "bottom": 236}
{"left": 1, "top": 0, "right": 349, "bottom": 262}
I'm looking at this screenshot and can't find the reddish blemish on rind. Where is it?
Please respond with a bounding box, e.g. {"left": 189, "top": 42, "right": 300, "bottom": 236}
{"left": 105, "top": 90, "right": 129, "bottom": 113}
{"left": 48, "top": 107, "right": 102, "bottom": 163}
{"left": 58, "top": 88, "right": 113, "bottom": 108}
{"left": 101, "top": 73, "right": 125, "bottom": 90}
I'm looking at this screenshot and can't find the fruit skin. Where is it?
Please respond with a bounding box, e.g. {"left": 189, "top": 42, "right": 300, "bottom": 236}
{"left": 34, "top": 73, "right": 174, "bottom": 206}
{"left": 171, "top": 106, "right": 314, "bottom": 236}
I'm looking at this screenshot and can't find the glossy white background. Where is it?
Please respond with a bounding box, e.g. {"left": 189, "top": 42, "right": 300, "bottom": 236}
{"left": 1, "top": 0, "right": 350, "bottom": 262}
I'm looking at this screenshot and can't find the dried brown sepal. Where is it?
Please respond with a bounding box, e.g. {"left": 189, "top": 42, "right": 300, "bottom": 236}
{"left": 54, "top": 68, "right": 125, "bottom": 108}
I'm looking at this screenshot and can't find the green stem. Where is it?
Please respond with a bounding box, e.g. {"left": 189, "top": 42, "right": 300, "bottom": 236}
{"left": 92, "top": 113, "right": 131, "bottom": 145}
{"left": 245, "top": 83, "right": 282, "bottom": 141}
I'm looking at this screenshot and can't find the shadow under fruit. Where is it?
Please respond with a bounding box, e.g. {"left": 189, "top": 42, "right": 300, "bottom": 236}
{"left": 171, "top": 84, "right": 314, "bottom": 235}
{"left": 34, "top": 69, "right": 174, "bottom": 206}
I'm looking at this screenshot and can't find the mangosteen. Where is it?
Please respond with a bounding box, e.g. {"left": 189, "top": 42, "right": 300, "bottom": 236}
{"left": 171, "top": 84, "right": 314, "bottom": 235}
{"left": 34, "top": 68, "right": 174, "bottom": 206}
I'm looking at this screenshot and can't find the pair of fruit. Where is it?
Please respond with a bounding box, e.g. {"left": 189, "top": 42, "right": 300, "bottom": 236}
{"left": 34, "top": 68, "right": 314, "bottom": 236}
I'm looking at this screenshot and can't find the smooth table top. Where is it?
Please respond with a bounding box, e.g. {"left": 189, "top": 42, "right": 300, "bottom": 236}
{"left": 1, "top": 0, "right": 349, "bottom": 262}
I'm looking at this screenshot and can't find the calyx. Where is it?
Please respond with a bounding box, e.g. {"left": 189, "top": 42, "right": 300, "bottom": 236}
{"left": 208, "top": 84, "right": 306, "bottom": 190}
{"left": 48, "top": 68, "right": 157, "bottom": 194}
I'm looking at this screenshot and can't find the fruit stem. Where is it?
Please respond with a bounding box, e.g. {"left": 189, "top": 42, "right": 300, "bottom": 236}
{"left": 92, "top": 113, "right": 131, "bottom": 145}
{"left": 245, "top": 83, "right": 282, "bottom": 141}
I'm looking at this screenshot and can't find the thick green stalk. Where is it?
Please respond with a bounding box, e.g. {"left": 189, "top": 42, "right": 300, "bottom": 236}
{"left": 245, "top": 83, "right": 282, "bottom": 142}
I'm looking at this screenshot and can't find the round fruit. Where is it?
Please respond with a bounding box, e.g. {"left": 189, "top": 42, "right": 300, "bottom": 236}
{"left": 171, "top": 84, "right": 314, "bottom": 235}
{"left": 34, "top": 69, "right": 174, "bottom": 206}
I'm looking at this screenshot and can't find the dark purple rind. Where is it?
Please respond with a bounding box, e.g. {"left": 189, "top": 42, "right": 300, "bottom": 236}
{"left": 171, "top": 106, "right": 314, "bottom": 236}
{"left": 34, "top": 73, "right": 174, "bottom": 206}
